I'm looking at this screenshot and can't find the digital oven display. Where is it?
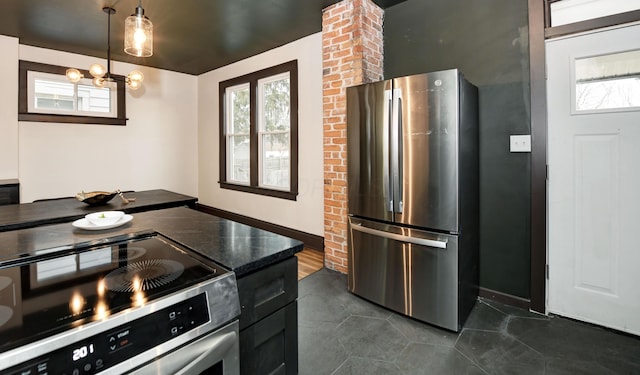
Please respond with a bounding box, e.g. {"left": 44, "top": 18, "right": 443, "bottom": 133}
{"left": 72, "top": 343, "right": 95, "bottom": 362}
{"left": 5, "top": 293, "right": 209, "bottom": 375}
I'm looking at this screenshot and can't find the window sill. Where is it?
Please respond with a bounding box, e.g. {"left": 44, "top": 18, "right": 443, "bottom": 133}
{"left": 219, "top": 182, "right": 298, "bottom": 201}
{"left": 18, "top": 113, "right": 127, "bottom": 126}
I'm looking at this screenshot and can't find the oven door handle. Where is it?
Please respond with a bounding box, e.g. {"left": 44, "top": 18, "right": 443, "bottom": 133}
{"left": 175, "top": 330, "right": 237, "bottom": 375}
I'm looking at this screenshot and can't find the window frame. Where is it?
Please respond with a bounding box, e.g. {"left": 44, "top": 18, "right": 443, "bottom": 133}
{"left": 225, "top": 82, "right": 251, "bottom": 186}
{"left": 219, "top": 60, "right": 298, "bottom": 200}
{"left": 19, "top": 60, "right": 127, "bottom": 126}
{"left": 544, "top": 0, "right": 640, "bottom": 39}
{"left": 27, "top": 71, "right": 117, "bottom": 118}
{"left": 257, "top": 71, "right": 292, "bottom": 191}
{"left": 571, "top": 49, "right": 640, "bottom": 114}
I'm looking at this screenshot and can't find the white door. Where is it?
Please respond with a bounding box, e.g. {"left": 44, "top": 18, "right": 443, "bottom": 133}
{"left": 547, "top": 23, "right": 640, "bottom": 335}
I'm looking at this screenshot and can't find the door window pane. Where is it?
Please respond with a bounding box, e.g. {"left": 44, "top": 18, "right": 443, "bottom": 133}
{"left": 574, "top": 49, "right": 640, "bottom": 112}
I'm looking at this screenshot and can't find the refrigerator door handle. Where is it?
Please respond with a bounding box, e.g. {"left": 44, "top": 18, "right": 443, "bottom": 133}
{"left": 351, "top": 223, "right": 447, "bottom": 249}
{"left": 385, "top": 90, "right": 393, "bottom": 213}
{"left": 392, "top": 89, "right": 404, "bottom": 214}
{"left": 397, "top": 95, "right": 404, "bottom": 213}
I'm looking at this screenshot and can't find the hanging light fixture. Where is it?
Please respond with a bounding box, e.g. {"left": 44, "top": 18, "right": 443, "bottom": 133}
{"left": 65, "top": 6, "right": 147, "bottom": 90}
{"left": 124, "top": 0, "right": 153, "bottom": 58}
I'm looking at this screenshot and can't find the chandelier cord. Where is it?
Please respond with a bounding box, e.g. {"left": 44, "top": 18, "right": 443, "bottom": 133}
{"left": 106, "top": 7, "right": 112, "bottom": 80}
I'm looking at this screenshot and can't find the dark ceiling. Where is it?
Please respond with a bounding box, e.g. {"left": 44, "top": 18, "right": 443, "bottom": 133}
{"left": 0, "top": 0, "right": 404, "bottom": 76}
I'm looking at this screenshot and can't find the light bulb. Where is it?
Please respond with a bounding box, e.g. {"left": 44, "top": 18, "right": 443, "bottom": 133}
{"left": 89, "top": 63, "right": 106, "bottom": 78}
{"left": 134, "top": 28, "right": 147, "bottom": 44}
{"left": 127, "top": 79, "right": 142, "bottom": 90}
{"left": 128, "top": 70, "right": 144, "bottom": 82}
{"left": 92, "top": 77, "right": 105, "bottom": 88}
{"left": 65, "top": 68, "right": 84, "bottom": 83}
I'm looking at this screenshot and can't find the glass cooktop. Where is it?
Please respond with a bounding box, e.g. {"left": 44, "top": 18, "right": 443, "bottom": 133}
{"left": 0, "top": 232, "right": 225, "bottom": 354}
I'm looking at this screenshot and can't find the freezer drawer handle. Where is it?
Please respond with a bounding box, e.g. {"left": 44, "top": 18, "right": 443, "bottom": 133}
{"left": 351, "top": 223, "right": 447, "bottom": 249}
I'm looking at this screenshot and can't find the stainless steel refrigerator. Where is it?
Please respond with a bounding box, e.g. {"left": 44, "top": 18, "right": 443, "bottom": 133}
{"left": 346, "top": 69, "right": 479, "bottom": 332}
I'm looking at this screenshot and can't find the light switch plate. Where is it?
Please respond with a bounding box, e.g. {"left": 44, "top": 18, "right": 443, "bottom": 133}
{"left": 510, "top": 135, "right": 531, "bottom": 152}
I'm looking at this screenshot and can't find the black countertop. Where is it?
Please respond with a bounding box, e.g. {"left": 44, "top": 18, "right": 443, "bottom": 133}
{"left": 0, "top": 207, "right": 303, "bottom": 277}
{"left": 0, "top": 189, "right": 197, "bottom": 232}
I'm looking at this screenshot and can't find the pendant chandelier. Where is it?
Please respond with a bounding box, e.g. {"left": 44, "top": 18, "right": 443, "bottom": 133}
{"left": 65, "top": 2, "right": 153, "bottom": 91}
{"left": 125, "top": 0, "right": 153, "bottom": 57}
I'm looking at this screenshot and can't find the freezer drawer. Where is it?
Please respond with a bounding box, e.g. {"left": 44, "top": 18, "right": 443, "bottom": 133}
{"left": 347, "top": 217, "right": 461, "bottom": 331}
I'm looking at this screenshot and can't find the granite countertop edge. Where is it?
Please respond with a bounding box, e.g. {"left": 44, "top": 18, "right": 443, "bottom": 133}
{"left": 231, "top": 242, "right": 304, "bottom": 276}
{"left": 0, "top": 207, "right": 305, "bottom": 278}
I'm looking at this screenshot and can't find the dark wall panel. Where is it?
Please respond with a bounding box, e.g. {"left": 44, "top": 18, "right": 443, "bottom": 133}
{"left": 384, "top": 0, "right": 531, "bottom": 298}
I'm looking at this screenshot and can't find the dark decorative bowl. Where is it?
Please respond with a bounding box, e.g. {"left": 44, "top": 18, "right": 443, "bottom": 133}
{"left": 76, "top": 191, "right": 117, "bottom": 206}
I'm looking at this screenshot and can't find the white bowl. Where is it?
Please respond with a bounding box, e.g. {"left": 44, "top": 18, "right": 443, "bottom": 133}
{"left": 85, "top": 211, "right": 125, "bottom": 226}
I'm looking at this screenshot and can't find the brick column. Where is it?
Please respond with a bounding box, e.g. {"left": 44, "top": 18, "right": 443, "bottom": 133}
{"left": 322, "top": 0, "right": 384, "bottom": 273}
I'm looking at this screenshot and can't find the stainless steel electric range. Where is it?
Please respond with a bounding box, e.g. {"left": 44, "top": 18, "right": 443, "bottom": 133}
{"left": 0, "top": 231, "right": 241, "bottom": 375}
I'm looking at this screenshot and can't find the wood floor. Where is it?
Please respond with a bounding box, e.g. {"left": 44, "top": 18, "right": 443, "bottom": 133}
{"left": 295, "top": 248, "right": 324, "bottom": 280}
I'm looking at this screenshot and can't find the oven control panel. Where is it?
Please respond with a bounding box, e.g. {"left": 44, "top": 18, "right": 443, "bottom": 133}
{"left": 6, "top": 293, "right": 210, "bottom": 375}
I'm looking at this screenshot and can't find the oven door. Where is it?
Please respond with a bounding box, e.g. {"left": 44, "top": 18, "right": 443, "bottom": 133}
{"left": 131, "top": 320, "right": 239, "bottom": 375}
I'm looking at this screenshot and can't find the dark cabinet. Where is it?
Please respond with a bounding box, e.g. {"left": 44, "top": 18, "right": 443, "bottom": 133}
{"left": 0, "top": 179, "right": 19, "bottom": 206}
{"left": 239, "top": 302, "right": 297, "bottom": 375}
{"left": 237, "top": 256, "right": 298, "bottom": 375}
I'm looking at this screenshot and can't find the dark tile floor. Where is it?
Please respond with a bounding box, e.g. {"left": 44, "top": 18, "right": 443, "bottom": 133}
{"left": 298, "top": 268, "right": 640, "bottom": 375}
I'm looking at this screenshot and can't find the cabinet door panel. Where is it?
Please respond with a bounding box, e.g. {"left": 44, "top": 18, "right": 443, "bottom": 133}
{"left": 239, "top": 302, "right": 298, "bottom": 375}
{"left": 237, "top": 256, "right": 297, "bottom": 329}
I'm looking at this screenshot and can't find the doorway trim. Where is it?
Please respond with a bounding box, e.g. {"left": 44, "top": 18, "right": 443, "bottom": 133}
{"left": 529, "top": 1, "right": 640, "bottom": 314}
{"left": 528, "top": 0, "right": 548, "bottom": 314}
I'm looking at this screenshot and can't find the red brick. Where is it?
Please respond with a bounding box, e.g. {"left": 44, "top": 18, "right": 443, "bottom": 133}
{"left": 322, "top": 0, "right": 382, "bottom": 274}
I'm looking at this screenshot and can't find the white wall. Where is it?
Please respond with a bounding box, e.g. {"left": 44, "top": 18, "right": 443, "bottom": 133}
{"left": 1, "top": 33, "right": 323, "bottom": 237}
{"left": 198, "top": 33, "right": 324, "bottom": 236}
{"left": 0, "top": 35, "right": 19, "bottom": 180}
{"left": 14, "top": 46, "right": 198, "bottom": 202}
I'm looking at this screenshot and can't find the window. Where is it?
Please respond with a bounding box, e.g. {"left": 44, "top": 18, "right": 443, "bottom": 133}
{"left": 19, "top": 60, "right": 127, "bottom": 125}
{"left": 28, "top": 71, "right": 116, "bottom": 117}
{"left": 573, "top": 50, "right": 640, "bottom": 113}
{"left": 226, "top": 83, "right": 251, "bottom": 185}
{"left": 550, "top": 0, "right": 640, "bottom": 27}
{"left": 258, "top": 72, "right": 291, "bottom": 190}
{"left": 219, "top": 60, "right": 298, "bottom": 200}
